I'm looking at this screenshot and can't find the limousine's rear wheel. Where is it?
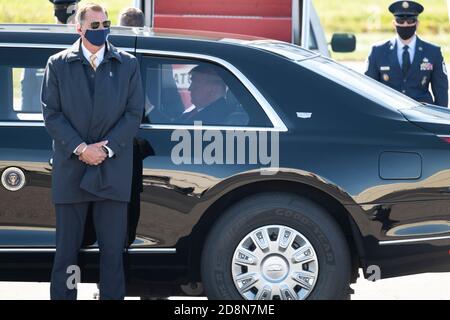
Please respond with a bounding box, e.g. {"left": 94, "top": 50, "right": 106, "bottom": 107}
{"left": 201, "top": 193, "right": 351, "bottom": 300}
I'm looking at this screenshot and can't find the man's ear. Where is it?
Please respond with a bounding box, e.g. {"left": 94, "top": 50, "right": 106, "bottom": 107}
{"left": 76, "top": 23, "right": 83, "bottom": 36}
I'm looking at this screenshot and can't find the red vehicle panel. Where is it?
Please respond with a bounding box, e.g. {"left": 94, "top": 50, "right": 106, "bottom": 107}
{"left": 153, "top": 0, "right": 293, "bottom": 41}
{"left": 154, "top": 0, "right": 291, "bottom": 16}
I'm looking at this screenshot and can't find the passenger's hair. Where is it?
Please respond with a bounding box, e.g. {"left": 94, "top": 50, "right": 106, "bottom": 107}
{"left": 75, "top": 3, "right": 108, "bottom": 25}
{"left": 190, "top": 65, "right": 227, "bottom": 92}
{"left": 119, "top": 7, "right": 145, "bottom": 27}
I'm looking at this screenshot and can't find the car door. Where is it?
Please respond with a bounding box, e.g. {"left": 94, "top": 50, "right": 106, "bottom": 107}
{"left": 129, "top": 45, "right": 286, "bottom": 255}
{"left": 0, "top": 45, "right": 61, "bottom": 249}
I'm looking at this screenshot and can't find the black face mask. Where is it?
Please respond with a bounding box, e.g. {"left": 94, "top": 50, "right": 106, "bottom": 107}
{"left": 54, "top": 7, "right": 75, "bottom": 24}
{"left": 396, "top": 25, "right": 417, "bottom": 40}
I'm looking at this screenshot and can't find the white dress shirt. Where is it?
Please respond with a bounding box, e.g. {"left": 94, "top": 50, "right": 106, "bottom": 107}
{"left": 81, "top": 41, "right": 105, "bottom": 68}
{"left": 397, "top": 35, "right": 416, "bottom": 67}
{"left": 74, "top": 41, "right": 114, "bottom": 158}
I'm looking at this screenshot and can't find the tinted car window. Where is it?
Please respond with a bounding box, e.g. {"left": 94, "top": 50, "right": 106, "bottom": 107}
{"left": 0, "top": 47, "right": 57, "bottom": 122}
{"left": 251, "top": 42, "right": 420, "bottom": 111}
{"left": 0, "top": 67, "right": 44, "bottom": 121}
{"left": 141, "top": 56, "right": 273, "bottom": 127}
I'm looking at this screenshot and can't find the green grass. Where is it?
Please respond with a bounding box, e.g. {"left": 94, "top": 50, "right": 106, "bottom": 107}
{"left": 1, "top": 0, "right": 449, "bottom": 62}
{"left": 315, "top": 0, "right": 450, "bottom": 34}
{"left": 314, "top": 0, "right": 450, "bottom": 61}
{"left": 0, "top": 0, "right": 131, "bottom": 24}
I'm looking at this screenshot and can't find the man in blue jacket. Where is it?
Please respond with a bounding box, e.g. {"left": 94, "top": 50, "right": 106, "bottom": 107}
{"left": 41, "top": 3, "right": 144, "bottom": 300}
{"left": 365, "top": 1, "right": 448, "bottom": 108}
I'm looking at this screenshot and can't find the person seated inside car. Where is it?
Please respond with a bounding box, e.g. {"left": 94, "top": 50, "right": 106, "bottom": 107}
{"left": 177, "top": 65, "right": 234, "bottom": 125}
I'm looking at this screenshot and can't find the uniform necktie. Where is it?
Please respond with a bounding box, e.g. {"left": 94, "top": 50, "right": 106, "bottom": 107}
{"left": 402, "top": 45, "right": 411, "bottom": 76}
{"left": 89, "top": 54, "right": 97, "bottom": 71}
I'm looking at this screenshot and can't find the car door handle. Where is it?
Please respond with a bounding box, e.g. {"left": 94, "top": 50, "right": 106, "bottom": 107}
{"left": 438, "top": 188, "right": 450, "bottom": 194}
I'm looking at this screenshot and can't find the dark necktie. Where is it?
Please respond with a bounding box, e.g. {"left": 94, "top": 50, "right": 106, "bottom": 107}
{"left": 402, "top": 45, "right": 411, "bottom": 76}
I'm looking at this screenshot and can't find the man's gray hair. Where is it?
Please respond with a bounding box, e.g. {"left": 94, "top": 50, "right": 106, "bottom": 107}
{"left": 75, "top": 3, "right": 108, "bottom": 25}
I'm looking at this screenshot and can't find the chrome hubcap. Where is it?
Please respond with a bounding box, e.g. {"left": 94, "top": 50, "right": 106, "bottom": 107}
{"left": 231, "top": 225, "right": 319, "bottom": 300}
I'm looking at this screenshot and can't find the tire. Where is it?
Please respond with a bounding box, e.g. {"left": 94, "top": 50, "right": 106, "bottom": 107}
{"left": 201, "top": 192, "right": 352, "bottom": 300}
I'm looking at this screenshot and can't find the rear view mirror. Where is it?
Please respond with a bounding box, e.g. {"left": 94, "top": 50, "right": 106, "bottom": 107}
{"left": 331, "top": 33, "right": 356, "bottom": 53}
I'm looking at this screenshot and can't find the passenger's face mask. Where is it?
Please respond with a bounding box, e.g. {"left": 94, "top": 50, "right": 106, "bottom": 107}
{"left": 84, "top": 28, "right": 110, "bottom": 46}
{"left": 396, "top": 25, "right": 417, "bottom": 40}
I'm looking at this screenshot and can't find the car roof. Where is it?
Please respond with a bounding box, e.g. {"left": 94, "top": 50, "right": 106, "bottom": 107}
{"left": 0, "top": 23, "right": 316, "bottom": 62}
{"left": 0, "top": 23, "right": 266, "bottom": 42}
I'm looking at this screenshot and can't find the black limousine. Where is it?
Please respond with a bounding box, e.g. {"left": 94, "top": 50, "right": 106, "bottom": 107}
{"left": 0, "top": 24, "right": 449, "bottom": 300}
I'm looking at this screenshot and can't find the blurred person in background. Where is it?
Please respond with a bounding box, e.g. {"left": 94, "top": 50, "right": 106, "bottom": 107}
{"left": 365, "top": 0, "right": 448, "bottom": 108}
{"left": 51, "top": 0, "right": 79, "bottom": 24}
{"left": 118, "top": 7, "right": 145, "bottom": 27}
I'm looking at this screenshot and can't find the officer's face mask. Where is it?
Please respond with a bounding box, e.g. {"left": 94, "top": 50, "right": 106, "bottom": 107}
{"left": 396, "top": 23, "right": 417, "bottom": 40}
{"left": 54, "top": 8, "right": 71, "bottom": 24}
{"left": 83, "top": 27, "right": 110, "bottom": 46}
{"left": 53, "top": 3, "right": 77, "bottom": 24}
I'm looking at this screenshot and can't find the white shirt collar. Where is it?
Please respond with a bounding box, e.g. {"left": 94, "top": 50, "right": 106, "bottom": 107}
{"left": 396, "top": 35, "right": 417, "bottom": 51}
{"left": 81, "top": 40, "right": 105, "bottom": 67}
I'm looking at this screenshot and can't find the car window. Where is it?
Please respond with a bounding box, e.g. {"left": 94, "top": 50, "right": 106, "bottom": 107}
{"left": 300, "top": 56, "right": 420, "bottom": 110}
{"left": 0, "top": 66, "right": 44, "bottom": 122}
{"left": 250, "top": 42, "right": 420, "bottom": 111}
{"left": 0, "top": 47, "right": 58, "bottom": 122}
{"left": 141, "top": 56, "right": 273, "bottom": 127}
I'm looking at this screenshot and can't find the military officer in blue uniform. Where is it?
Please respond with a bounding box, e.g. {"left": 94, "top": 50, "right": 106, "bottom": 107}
{"left": 49, "top": 0, "right": 79, "bottom": 24}
{"left": 365, "top": 1, "right": 448, "bottom": 108}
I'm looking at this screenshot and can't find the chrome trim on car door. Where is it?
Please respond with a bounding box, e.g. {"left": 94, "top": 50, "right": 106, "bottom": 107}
{"left": 379, "top": 235, "right": 450, "bottom": 246}
{"left": 0, "top": 248, "right": 177, "bottom": 253}
{"left": 0, "top": 47, "right": 288, "bottom": 132}
{"left": 137, "top": 49, "right": 288, "bottom": 132}
{"left": 0, "top": 122, "right": 44, "bottom": 127}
